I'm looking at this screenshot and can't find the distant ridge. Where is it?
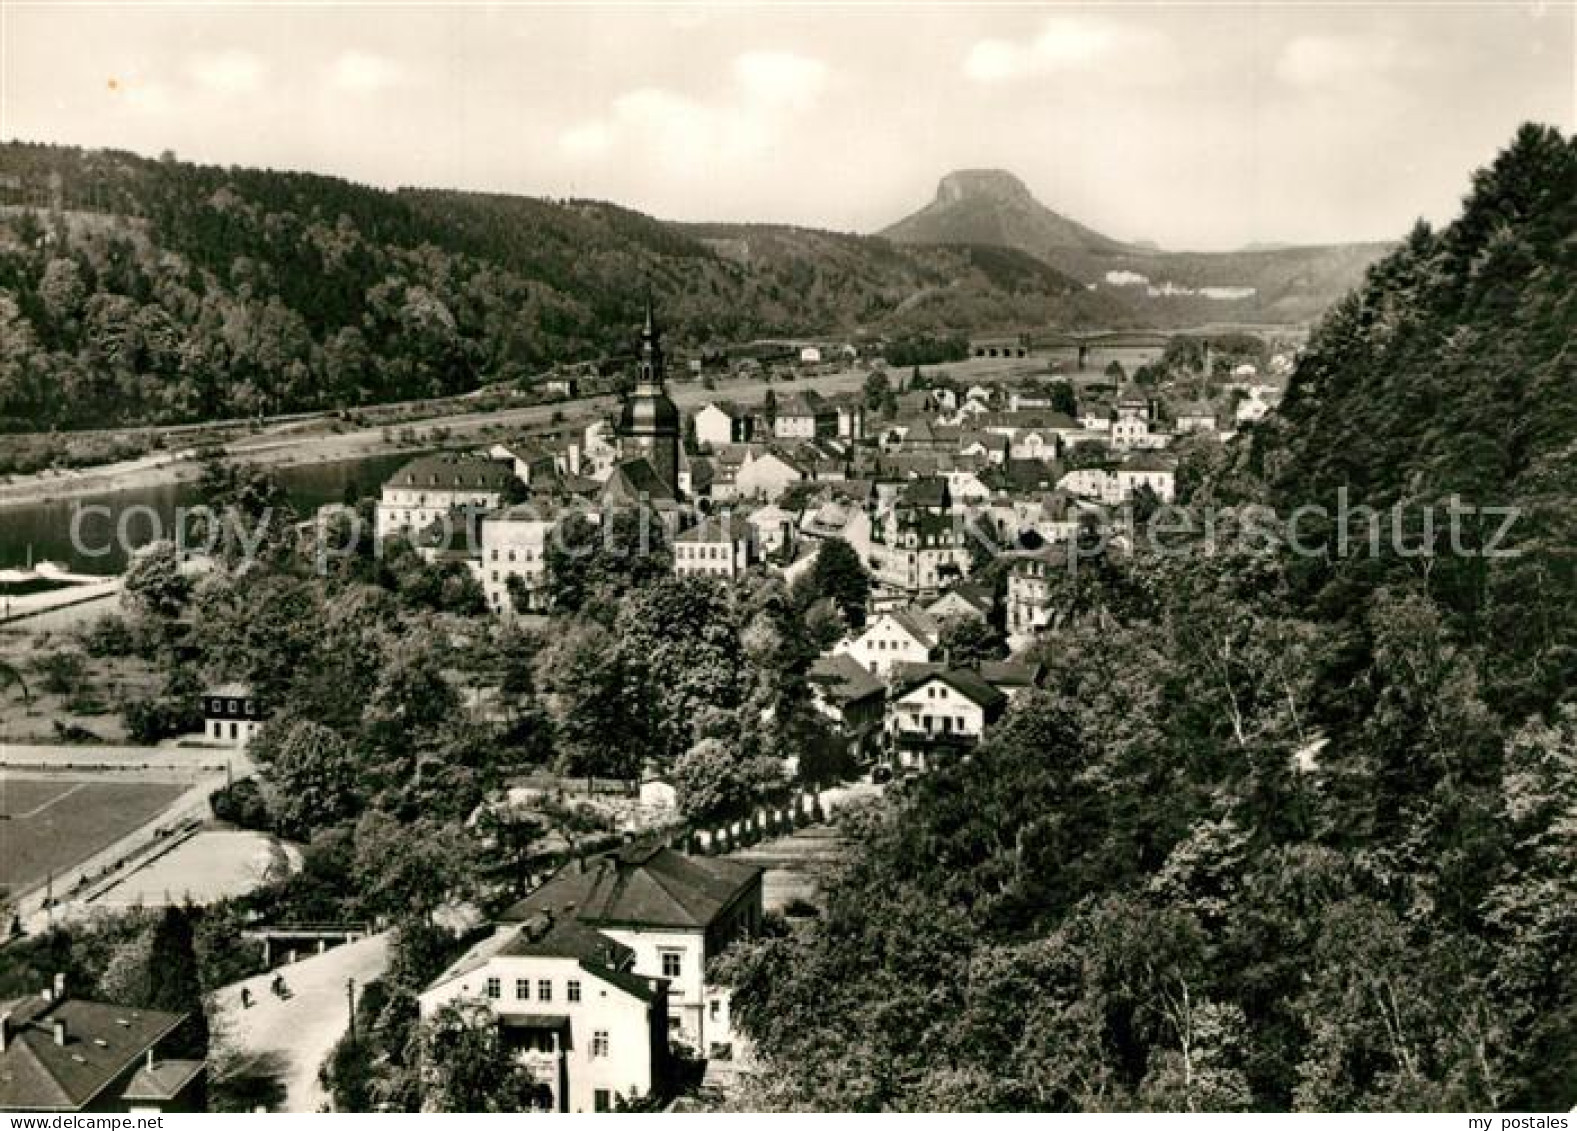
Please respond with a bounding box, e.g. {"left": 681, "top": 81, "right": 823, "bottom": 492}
{"left": 879, "top": 168, "right": 1391, "bottom": 323}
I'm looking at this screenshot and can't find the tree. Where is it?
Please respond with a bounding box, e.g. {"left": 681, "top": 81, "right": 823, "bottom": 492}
{"left": 121, "top": 540, "right": 189, "bottom": 622}
{"left": 415, "top": 998, "right": 541, "bottom": 1113}
{"left": 536, "top": 619, "right": 647, "bottom": 784}
{"left": 250, "top": 718, "right": 361, "bottom": 839}
{"left": 937, "top": 617, "right": 1006, "bottom": 666}
{"left": 352, "top": 812, "right": 479, "bottom": 924}
{"left": 144, "top": 906, "right": 210, "bottom": 1059}
{"left": 545, "top": 511, "right": 670, "bottom": 619}
{"left": 671, "top": 736, "right": 783, "bottom": 823}
{"left": 32, "top": 650, "right": 87, "bottom": 697}
{"left": 862, "top": 370, "right": 891, "bottom": 413}
{"left": 810, "top": 538, "right": 870, "bottom": 627}
{"left": 614, "top": 575, "right": 749, "bottom": 765}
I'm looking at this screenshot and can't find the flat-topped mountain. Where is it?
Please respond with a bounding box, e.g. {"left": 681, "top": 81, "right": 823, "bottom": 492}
{"left": 881, "top": 168, "right": 1390, "bottom": 323}
{"left": 882, "top": 168, "right": 1134, "bottom": 259}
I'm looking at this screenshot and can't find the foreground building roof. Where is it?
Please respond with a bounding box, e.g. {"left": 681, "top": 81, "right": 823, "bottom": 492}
{"left": 0, "top": 994, "right": 187, "bottom": 1112}
{"left": 499, "top": 843, "right": 761, "bottom": 932}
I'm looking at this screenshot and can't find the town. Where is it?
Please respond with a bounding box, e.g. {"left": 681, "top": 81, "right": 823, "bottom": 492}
{"left": 0, "top": 304, "right": 1292, "bottom": 1113}
{"left": 1, "top": 2, "right": 1572, "bottom": 1117}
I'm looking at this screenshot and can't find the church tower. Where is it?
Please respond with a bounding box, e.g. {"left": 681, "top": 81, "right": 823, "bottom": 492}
{"left": 616, "top": 300, "right": 681, "bottom": 495}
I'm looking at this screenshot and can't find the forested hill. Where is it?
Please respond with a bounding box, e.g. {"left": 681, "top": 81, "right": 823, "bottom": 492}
{"left": 1255, "top": 121, "right": 1577, "bottom": 718}
{"left": 719, "top": 124, "right": 1576, "bottom": 1111}
{"left": 0, "top": 141, "right": 1126, "bottom": 432}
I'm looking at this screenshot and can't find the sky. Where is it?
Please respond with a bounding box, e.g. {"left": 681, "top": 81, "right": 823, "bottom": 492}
{"left": 1, "top": 2, "right": 1573, "bottom": 250}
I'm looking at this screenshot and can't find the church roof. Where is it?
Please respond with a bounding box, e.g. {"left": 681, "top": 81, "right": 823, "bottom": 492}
{"left": 602, "top": 458, "right": 678, "bottom": 507}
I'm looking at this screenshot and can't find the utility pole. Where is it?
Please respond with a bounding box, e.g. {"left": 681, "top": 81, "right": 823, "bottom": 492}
{"left": 346, "top": 977, "right": 357, "bottom": 1044}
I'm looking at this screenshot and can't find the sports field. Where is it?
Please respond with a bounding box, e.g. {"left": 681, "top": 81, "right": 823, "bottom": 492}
{"left": 0, "top": 773, "right": 188, "bottom": 893}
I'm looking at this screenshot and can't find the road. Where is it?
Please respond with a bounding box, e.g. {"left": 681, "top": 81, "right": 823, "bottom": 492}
{"left": 0, "top": 367, "right": 874, "bottom": 510}
{"left": 213, "top": 931, "right": 392, "bottom": 1113}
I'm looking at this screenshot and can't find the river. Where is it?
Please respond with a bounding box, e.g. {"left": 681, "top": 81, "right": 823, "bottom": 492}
{"left": 0, "top": 450, "right": 425, "bottom": 575}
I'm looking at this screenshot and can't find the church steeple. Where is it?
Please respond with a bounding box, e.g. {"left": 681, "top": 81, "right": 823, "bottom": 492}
{"left": 636, "top": 297, "right": 664, "bottom": 392}
{"left": 616, "top": 296, "right": 681, "bottom": 496}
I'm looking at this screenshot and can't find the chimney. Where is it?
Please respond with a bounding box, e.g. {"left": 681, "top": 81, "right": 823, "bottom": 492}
{"left": 52, "top": 1018, "right": 67, "bottom": 1046}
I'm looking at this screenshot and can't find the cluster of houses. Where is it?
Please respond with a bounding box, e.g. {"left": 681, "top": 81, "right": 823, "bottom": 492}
{"left": 366, "top": 309, "right": 1287, "bottom": 771}
{"left": 371, "top": 307, "right": 1281, "bottom": 635}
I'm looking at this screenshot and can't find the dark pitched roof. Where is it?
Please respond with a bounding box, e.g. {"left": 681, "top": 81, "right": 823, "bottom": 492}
{"left": 891, "top": 665, "right": 1008, "bottom": 711}
{"left": 121, "top": 1060, "right": 205, "bottom": 1103}
{"left": 602, "top": 458, "right": 678, "bottom": 506}
{"left": 885, "top": 606, "right": 941, "bottom": 647}
{"left": 979, "top": 410, "right": 1080, "bottom": 431}
{"left": 930, "top": 582, "right": 994, "bottom": 616}
{"left": 0, "top": 997, "right": 186, "bottom": 1112}
{"left": 809, "top": 653, "right": 885, "bottom": 707}
{"left": 673, "top": 517, "right": 755, "bottom": 546}
{"left": 897, "top": 477, "right": 950, "bottom": 510}
{"left": 979, "top": 660, "right": 1044, "bottom": 688}
{"left": 499, "top": 844, "right": 761, "bottom": 932}
{"left": 1120, "top": 452, "right": 1177, "bottom": 473}
{"left": 497, "top": 915, "right": 637, "bottom": 968}
{"left": 387, "top": 453, "right": 514, "bottom": 491}
{"left": 430, "top": 917, "right": 660, "bottom": 1005}
{"left": 779, "top": 390, "right": 831, "bottom": 417}
{"left": 960, "top": 431, "right": 1010, "bottom": 453}
{"left": 987, "top": 459, "right": 1064, "bottom": 492}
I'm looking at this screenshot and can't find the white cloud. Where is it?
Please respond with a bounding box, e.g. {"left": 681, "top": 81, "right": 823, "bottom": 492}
{"left": 330, "top": 51, "right": 404, "bottom": 94}
{"left": 1274, "top": 34, "right": 1406, "bottom": 89}
{"left": 559, "top": 49, "right": 828, "bottom": 171}
{"left": 188, "top": 50, "right": 264, "bottom": 95}
{"left": 964, "top": 16, "right": 1148, "bottom": 83}
{"left": 732, "top": 49, "right": 828, "bottom": 111}
{"left": 560, "top": 119, "right": 615, "bottom": 159}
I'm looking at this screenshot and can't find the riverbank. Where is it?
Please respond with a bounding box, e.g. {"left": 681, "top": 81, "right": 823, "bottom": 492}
{"left": 0, "top": 367, "right": 873, "bottom": 511}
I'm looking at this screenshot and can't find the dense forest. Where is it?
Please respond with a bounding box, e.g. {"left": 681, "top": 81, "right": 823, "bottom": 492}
{"left": 0, "top": 142, "right": 1128, "bottom": 432}
{"left": 718, "top": 124, "right": 1576, "bottom": 1110}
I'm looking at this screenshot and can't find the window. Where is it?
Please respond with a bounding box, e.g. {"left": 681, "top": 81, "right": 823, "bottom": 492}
{"left": 484, "top": 977, "right": 501, "bottom": 1000}
{"left": 230, "top": 722, "right": 238, "bottom": 740}
{"left": 567, "top": 980, "right": 581, "bottom": 1003}
{"left": 661, "top": 951, "right": 683, "bottom": 978}
{"left": 591, "top": 1031, "right": 610, "bottom": 1058}
{"left": 537, "top": 979, "right": 552, "bottom": 1002}
{"left": 594, "top": 1089, "right": 611, "bottom": 1112}
{"left": 515, "top": 979, "right": 530, "bottom": 1000}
